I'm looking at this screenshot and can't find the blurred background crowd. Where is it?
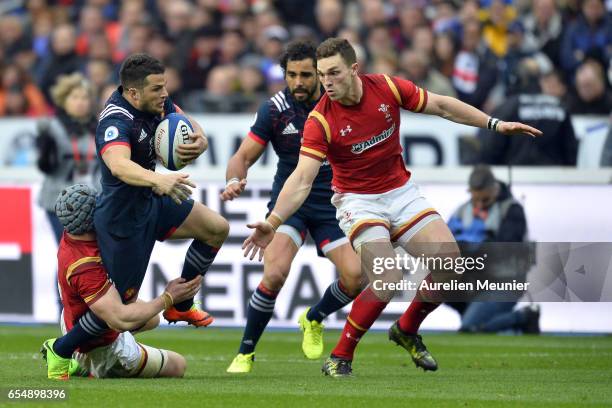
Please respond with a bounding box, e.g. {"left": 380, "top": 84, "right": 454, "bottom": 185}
{"left": 0, "top": 0, "right": 611, "bottom": 167}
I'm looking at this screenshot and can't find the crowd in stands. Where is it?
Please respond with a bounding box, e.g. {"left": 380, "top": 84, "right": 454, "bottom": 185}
{"left": 0, "top": 0, "right": 610, "bottom": 166}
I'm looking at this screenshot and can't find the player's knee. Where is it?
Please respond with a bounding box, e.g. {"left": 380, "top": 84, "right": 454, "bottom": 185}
{"left": 208, "top": 216, "right": 229, "bottom": 245}
{"left": 339, "top": 274, "right": 363, "bottom": 297}
{"left": 162, "top": 352, "right": 186, "bottom": 378}
{"left": 263, "top": 262, "right": 290, "bottom": 291}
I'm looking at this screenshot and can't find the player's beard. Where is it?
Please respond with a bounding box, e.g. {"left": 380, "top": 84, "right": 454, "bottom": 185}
{"left": 292, "top": 83, "right": 317, "bottom": 103}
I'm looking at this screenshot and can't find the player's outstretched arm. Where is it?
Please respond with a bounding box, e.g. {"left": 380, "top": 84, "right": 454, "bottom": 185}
{"left": 423, "top": 92, "right": 543, "bottom": 138}
{"left": 176, "top": 114, "right": 208, "bottom": 165}
{"left": 102, "top": 145, "right": 195, "bottom": 204}
{"left": 221, "top": 136, "right": 266, "bottom": 201}
{"left": 242, "top": 155, "right": 321, "bottom": 261}
{"left": 89, "top": 276, "right": 202, "bottom": 332}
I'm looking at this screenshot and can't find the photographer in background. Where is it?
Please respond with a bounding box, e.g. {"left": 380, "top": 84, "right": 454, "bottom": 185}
{"left": 447, "top": 165, "right": 540, "bottom": 334}
{"left": 36, "top": 73, "right": 99, "bottom": 242}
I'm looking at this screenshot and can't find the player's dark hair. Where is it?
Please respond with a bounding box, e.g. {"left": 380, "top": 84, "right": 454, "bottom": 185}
{"left": 280, "top": 40, "right": 317, "bottom": 72}
{"left": 469, "top": 165, "right": 496, "bottom": 190}
{"left": 119, "top": 53, "right": 165, "bottom": 89}
{"left": 316, "top": 37, "right": 357, "bottom": 66}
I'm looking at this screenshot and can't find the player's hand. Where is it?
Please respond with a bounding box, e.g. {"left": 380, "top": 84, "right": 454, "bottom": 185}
{"left": 220, "top": 178, "right": 247, "bottom": 201}
{"left": 155, "top": 173, "right": 195, "bottom": 204}
{"left": 176, "top": 132, "right": 207, "bottom": 164}
{"left": 164, "top": 276, "right": 202, "bottom": 304}
{"left": 242, "top": 221, "right": 275, "bottom": 261}
{"left": 497, "top": 121, "right": 543, "bottom": 138}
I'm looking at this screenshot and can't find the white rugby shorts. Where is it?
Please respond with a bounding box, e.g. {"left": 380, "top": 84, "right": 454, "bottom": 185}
{"left": 331, "top": 181, "right": 440, "bottom": 250}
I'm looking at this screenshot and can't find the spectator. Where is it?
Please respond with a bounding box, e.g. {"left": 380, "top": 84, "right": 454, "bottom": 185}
{"left": 0, "top": 15, "right": 31, "bottom": 63}
{"left": 568, "top": 59, "right": 612, "bottom": 114}
{"left": 36, "top": 73, "right": 99, "bottom": 242}
{"left": 539, "top": 68, "right": 570, "bottom": 107}
{"left": 480, "top": 0, "right": 518, "bottom": 57}
{"left": 315, "top": 0, "right": 344, "bottom": 41}
{"left": 560, "top": 0, "right": 612, "bottom": 78}
{"left": 600, "top": 115, "right": 612, "bottom": 166}
{"left": 184, "top": 26, "right": 221, "bottom": 92}
{"left": 393, "top": 4, "right": 427, "bottom": 50}
{"left": 479, "top": 60, "right": 578, "bottom": 165}
{"left": 501, "top": 20, "right": 553, "bottom": 96}
{"left": 433, "top": 31, "right": 459, "bottom": 78}
{"left": 522, "top": 0, "right": 564, "bottom": 67}
{"left": 0, "top": 63, "right": 49, "bottom": 117}
{"left": 452, "top": 19, "right": 498, "bottom": 110}
{"left": 399, "top": 48, "right": 457, "bottom": 97}
{"left": 447, "top": 165, "right": 540, "bottom": 334}
{"left": 162, "top": 0, "right": 195, "bottom": 72}
{"left": 38, "top": 24, "right": 82, "bottom": 103}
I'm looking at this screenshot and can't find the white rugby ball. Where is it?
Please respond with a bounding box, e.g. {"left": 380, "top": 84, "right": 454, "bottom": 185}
{"left": 154, "top": 113, "right": 193, "bottom": 170}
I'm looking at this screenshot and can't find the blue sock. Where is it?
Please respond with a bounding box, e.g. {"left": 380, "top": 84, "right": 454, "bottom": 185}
{"left": 175, "top": 240, "right": 219, "bottom": 311}
{"left": 238, "top": 283, "right": 277, "bottom": 354}
{"left": 53, "top": 311, "right": 108, "bottom": 358}
{"left": 307, "top": 280, "right": 355, "bottom": 323}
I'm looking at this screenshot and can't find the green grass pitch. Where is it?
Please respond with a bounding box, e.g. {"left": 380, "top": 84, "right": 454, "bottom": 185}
{"left": 1, "top": 325, "right": 611, "bottom": 407}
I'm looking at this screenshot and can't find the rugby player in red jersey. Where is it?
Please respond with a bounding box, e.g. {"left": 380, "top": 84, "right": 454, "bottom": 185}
{"left": 243, "top": 38, "right": 541, "bottom": 377}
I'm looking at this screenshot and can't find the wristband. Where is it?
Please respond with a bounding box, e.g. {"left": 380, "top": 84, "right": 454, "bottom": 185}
{"left": 226, "top": 177, "right": 240, "bottom": 187}
{"left": 161, "top": 292, "right": 174, "bottom": 310}
{"left": 487, "top": 117, "right": 501, "bottom": 132}
{"left": 266, "top": 211, "right": 283, "bottom": 231}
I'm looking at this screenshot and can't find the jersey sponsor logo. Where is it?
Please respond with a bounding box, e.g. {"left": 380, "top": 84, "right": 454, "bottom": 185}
{"left": 281, "top": 122, "right": 299, "bottom": 135}
{"left": 350, "top": 123, "right": 396, "bottom": 154}
{"left": 104, "top": 126, "right": 119, "bottom": 142}
{"left": 138, "top": 129, "right": 148, "bottom": 142}
{"left": 340, "top": 125, "right": 352, "bottom": 137}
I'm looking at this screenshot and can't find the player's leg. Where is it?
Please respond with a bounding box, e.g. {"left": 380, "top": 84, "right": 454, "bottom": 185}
{"left": 390, "top": 217, "right": 458, "bottom": 371}
{"left": 322, "top": 193, "right": 397, "bottom": 377}
{"left": 323, "top": 234, "right": 400, "bottom": 377}
{"left": 299, "top": 219, "right": 362, "bottom": 359}
{"left": 85, "top": 332, "right": 187, "bottom": 378}
{"left": 160, "top": 199, "right": 229, "bottom": 325}
{"left": 227, "top": 228, "right": 300, "bottom": 373}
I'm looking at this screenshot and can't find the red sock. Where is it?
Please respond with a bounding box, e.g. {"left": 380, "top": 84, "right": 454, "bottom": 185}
{"left": 398, "top": 300, "right": 439, "bottom": 334}
{"left": 331, "top": 287, "right": 387, "bottom": 360}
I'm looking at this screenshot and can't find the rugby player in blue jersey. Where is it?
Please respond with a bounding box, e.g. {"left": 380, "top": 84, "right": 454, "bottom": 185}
{"left": 222, "top": 41, "right": 362, "bottom": 373}
{"left": 42, "top": 54, "right": 229, "bottom": 378}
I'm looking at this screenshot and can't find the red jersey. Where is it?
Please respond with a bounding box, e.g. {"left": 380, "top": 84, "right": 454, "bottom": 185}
{"left": 300, "top": 74, "right": 428, "bottom": 194}
{"left": 57, "top": 232, "right": 118, "bottom": 352}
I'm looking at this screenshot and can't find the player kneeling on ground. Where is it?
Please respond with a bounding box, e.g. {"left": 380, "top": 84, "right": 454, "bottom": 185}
{"left": 42, "top": 184, "right": 201, "bottom": 379}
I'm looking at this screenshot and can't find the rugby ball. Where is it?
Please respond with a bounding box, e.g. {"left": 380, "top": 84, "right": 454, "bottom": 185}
{"left": 154, "top": 113, "right": 193, "bottom": 170}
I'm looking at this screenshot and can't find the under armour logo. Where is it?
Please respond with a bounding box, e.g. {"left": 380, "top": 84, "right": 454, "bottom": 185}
{"left": 340, "top": 125, "right": 352, "bottom": 137}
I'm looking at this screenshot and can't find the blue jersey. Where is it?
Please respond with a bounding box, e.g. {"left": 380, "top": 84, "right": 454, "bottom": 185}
{"left": 94, "top": 87, "right": 178, "bottom": 237}
{"left": 249, "top": 88, "right": 333, "bottom": 204}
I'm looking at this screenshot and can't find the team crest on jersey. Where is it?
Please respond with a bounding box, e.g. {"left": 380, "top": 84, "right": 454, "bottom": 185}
{"left": 104, "top": 126, "right": 119, "bottom": 142}
{"left": 340, "top": 125, "right": 352, "bottom": 137}
{"left": 378, "top": 104, "right": 392, "bottom": 123}
{"left": 350, "top": 123, "right": 395, "bottom": 154}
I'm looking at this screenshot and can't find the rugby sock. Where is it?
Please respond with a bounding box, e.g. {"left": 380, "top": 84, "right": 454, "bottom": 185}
{"left": 174, "top": 240, "right": 219, "bottom": 311}
{"left": 53, "top": 311, "right": 108, "bottom": 358}
{"left": 307, "top": 280, "right": 355, "bottom": 323}
{"left": 238, "top": 283, "right": 278, "bottom": 354}
{"left": 398, "top": 274, "right": 440, "bottom": 334}
{"left": 397, "top": 300, "right": 439, "bottom": 335}
{"left": 331, "top": 287, "right": 387, "bottom": 360}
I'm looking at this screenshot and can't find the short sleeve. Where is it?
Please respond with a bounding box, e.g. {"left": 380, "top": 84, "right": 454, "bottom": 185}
{"left": 387, "top": 75, "right": 428, "bottom": 113}
{"left": 96, "top": 116, "right": 133, "bottom": 156}
{"left": 69, "top": 262, "right": 113, "bottom": 306}
{"left": 300, "top": 115, "right": 328, "bottom": 162}
{"left": 248, "top": 102, "right": 273, "bottom": 146}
